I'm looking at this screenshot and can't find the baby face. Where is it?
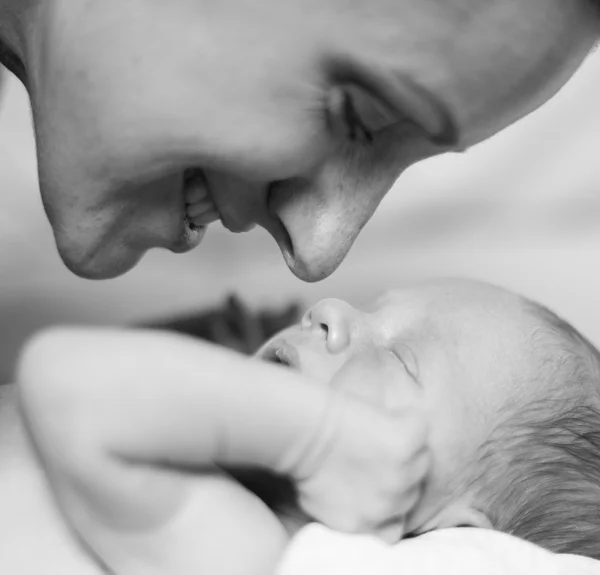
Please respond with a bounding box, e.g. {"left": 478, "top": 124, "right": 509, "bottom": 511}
{"left": 26, "top": 0, "right": 597, "bottom": 280}
{"left": 258, "top": 279, "right": 545, "bottom": 531}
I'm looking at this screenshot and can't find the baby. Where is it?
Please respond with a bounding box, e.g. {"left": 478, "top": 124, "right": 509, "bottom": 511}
{"left": 257, "top": 278, "right": 600, "bottom": 559}
{"left": 4, "top": 278, "right": 600, "bottom": 575}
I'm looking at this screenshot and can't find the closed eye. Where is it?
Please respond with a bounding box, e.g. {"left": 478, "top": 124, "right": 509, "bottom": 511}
{"left": 331, "top": 83, "right": 404, "bottom": 146}
{"left": 390, "top": 344, "right": 420, "bottom": 384}
{"left": 341, "top": 89, "right": 374, "bottom": 144}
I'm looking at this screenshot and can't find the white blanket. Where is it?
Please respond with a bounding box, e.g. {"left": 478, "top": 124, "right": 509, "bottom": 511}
{"left": 276, "top": 525, "right": 600, "bottom": 575}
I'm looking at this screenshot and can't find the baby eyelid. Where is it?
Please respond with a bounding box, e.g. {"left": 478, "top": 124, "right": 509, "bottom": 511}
{"left": 391, "top": 344, "right": 420, "bottom": 383}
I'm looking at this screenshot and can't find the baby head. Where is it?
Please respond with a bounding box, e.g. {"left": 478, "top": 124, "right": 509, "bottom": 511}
{"left": 258, "top": 279, "right": 600, "bottom": 558}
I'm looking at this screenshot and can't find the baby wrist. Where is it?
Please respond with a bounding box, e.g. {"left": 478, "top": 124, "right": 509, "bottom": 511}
{"left": 276, "top": 389, "right": 345, "bottom": 481}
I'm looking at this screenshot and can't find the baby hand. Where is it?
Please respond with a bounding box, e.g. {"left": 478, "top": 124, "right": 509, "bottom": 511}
{"left": 293, "top": 394, "right": 429, "bottom": 544}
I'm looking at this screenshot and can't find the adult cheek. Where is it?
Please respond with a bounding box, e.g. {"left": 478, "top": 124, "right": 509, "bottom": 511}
{"left": 268, "top": 116, "right": 439, "bottom": 282}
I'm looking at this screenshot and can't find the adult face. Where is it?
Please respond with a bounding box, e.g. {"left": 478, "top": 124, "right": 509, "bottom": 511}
{"left": 25, "top": 0, "right": 598, "bottom": 280}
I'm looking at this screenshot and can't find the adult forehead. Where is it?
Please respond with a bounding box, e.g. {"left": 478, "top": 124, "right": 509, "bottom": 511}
{"left": 328, "top": 0, "right": 598, "bottom": 145}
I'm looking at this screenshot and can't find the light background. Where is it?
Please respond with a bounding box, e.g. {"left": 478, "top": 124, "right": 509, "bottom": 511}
{"left": 1, "top": 52, "right": 600, "bottom": 378}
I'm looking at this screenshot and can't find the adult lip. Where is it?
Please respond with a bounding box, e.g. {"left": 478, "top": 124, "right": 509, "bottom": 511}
{"left": 262, "top": 211, "right": 295, "bottom": 265}
{"left": 168, "top": 218, "right": 205, "bottom": 253}
{"left": 211, "top": 193, "right": 257, "bottom": 234}
{"left": 264, "top": 185, "right": 296, "bottom": 265}
{"left": 220, "top": 212, "right": 256, "bottom": 233}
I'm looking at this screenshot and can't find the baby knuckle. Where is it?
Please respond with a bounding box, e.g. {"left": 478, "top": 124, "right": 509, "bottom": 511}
{"left": 384, "top": 472, "right": 401, "bottom": 489}
{"left": 397, "top": 412, "right": 424, "bottom": 433}
{"left": 373, "top": 502, "right": 394, "bottom": 524}
{"left": 341, "top": 513, "right": 364, "bottom": 533}
{"left": 399, "top": 484, "right": 420, "bottom": 507}
{"left": 397, "top": 458, "right": 415, "bottom": 476}
{"left": 398, "top": 494, "right": 418, "bottom": 515}
{"left": 410, "top": 418, "right": 428, "bottom": 441}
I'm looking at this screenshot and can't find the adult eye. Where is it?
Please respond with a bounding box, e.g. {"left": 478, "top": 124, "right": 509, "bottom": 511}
{"left": 341, "top": 88, "right": 374, "bottom": 144}
{"left": 330, "top": 84, "right": 402, "bottom": 145}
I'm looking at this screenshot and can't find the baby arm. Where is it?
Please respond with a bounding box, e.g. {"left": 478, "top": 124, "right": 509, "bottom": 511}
{"left": 16, "top": 327, "right": 338, "bottom": 575}
{"left": 17, "top": 326, "right": 429, "bottom": 574}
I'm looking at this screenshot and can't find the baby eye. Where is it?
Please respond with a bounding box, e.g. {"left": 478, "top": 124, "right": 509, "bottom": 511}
{"left": 339, "top": 83, "right": 410, "bottom": 145}
{"left": 390, "top": 344, "right": 420, "bottom": 383}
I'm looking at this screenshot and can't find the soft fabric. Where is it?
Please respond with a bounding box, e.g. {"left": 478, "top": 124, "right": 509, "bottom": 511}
{"left": 276, "top": 524, "right": 600, "bottom": 575}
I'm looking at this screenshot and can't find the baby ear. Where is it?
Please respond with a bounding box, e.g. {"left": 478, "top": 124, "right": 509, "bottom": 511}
{"left": 425, "top": 503, "right": 493, "bottom": 531}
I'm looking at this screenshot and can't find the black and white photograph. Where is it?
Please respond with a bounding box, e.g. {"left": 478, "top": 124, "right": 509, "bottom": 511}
{"left": 0, "top": 2, "right": 599, "bottom": 573}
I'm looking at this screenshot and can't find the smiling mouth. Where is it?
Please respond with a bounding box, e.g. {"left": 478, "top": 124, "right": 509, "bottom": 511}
{"left": 180, "top": 169, "right": 296, "bottom": 266}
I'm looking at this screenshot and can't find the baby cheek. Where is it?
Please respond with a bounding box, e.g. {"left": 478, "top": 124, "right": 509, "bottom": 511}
{"left": 329, "top": 351, "right": 422, "bottom": 411}
{"left": 297, "top": 347, "right": 347, "bottom": 385}
{"left": 328, "top": 355, "right": 388, "bottom": 406}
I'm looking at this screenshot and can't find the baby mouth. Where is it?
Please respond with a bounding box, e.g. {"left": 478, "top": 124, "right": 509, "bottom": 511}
{"left": 183, "top": 169, "right": 221, "bottom": 230}
{"left": 261, "top": 339, "right": 300, "bottom": 370}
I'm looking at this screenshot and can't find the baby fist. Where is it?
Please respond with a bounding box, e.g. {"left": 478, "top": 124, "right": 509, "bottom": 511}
{"left": 294, "top": 394, "right": 430, "bottom": 544}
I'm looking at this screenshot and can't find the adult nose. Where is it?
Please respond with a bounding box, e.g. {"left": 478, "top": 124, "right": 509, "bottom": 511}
{"left": 302, "top": 298, "right": 358, "bottom": 354}
{"left": 206, "top": 170, "right": 382, "bottom": 282}
{"left": 267, "top": 143, "right": 402, "bottom": 282}
{"left": 268, "top": 173, "right": 382, "bottom": 283}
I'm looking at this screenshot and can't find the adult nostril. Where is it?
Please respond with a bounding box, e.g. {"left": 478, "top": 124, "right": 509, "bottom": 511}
{"left": 267, "top": 177, "right": 311, "bottom": 212}
{"left": 266, "top": 180, "right": 296, "bottom": 259}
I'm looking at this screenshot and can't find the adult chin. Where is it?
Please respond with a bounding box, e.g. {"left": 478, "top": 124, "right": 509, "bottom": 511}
{"left": 54, "top": 220, "right": 205, "bottom": 280}
{"left": 55, "top": 233, "right": 145, "bottom": 280}
{"left": 45, "top": 166, "right": 207, "bottom": 279}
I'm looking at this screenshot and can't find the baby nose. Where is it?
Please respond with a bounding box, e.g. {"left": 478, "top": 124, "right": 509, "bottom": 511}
{"left": 302, "top": 298, "right": 355, "bottom": 354}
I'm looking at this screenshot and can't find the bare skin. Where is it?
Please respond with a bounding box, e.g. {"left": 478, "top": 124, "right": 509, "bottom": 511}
{"left": 7, "top": 326, "right": 428, "bottom": 575}
{"left": 0, "top": 382, "right": 301, "bottom": 575}
{"left": 259, "top": 280, "right": 547, "bottom": 533}
{"left": 3, "top": 278, "right": 566, "bottom": 575}
{"left": 0, "top": 0, "right": 597, "bottom": 281}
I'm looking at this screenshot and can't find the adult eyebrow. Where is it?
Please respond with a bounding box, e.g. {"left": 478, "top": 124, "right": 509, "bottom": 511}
{"left": 324, "top": 56, "right": 460, "bottom": 149}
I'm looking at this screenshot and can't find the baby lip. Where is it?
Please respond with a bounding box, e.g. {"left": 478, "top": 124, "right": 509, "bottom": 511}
{"left": 262, "top": 339, "right": 300, "bottom": 370}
